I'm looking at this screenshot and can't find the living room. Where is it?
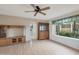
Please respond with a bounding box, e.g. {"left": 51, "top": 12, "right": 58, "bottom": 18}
{"left": 0, "top": 4, "right": 79, "bottom": 55}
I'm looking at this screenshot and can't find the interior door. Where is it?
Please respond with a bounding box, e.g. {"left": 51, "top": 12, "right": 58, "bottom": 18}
{"left": 38, "top": 23, "right": 49, "bottom": 40}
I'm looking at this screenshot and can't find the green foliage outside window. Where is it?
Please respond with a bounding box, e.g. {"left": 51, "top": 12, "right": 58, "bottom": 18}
{"left": 53, "top": 15, "right": 79, "bottom": 39}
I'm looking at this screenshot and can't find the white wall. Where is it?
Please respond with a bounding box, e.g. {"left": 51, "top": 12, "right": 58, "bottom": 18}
{"left": 49, "top": 21, "right": 56, "bottom": 40}
{"left": 24, "top": 23, "right": 38, "bottom": 41}
{"left": 0, "top": 15, "right": 49, "bottom": 41}
{"left": 0, "top": 15, "right": 37, "bottom": 41}
{"left": 50, "top": 22, "right": 79, "bottom": 50}
{"left": 6, "top": 27, "right": 24, "bottom": 38}
{"left": 0, "top": 15, "right": 34, "bottom": 25}
{"left": 32, "top": 23, "right": 38, "bottom": 40}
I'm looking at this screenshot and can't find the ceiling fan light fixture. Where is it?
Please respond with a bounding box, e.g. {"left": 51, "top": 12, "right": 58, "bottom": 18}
{"left": 25, "top": 4, "right": 50, "bottom": 16}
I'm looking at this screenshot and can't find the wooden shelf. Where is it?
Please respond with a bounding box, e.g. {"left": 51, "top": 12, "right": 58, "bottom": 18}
{"left": 0, "top": 36, "right": 26, "bottom": 46}
{"left": 16, "top": 36, "right": 25, "bottom": 43}
{"left": 0, "top": 26, "right": 6, "bottom": 38}
{"left": 12, "top": 38, "right": 17, "bottom": 44}
{"left": 0, "top": 25, "right": 26, "bottom": 46}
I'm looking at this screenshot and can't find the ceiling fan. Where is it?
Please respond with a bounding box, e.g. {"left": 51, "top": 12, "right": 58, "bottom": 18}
{"left": 25, "top": 4, "right": 50, "bottom": 16}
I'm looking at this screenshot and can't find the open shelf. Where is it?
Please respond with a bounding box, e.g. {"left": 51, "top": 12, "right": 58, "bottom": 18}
{"left": 18, "top": 38, "right": 22, "bottom": 43}
{"left": 12, "top": 38, "right": 17, "bottom": 44}
{"left": 17, "top": 36, "right": 25, "bottom": 43}
{"left": 0, "top": 25, "right": 26, "bottom": 46}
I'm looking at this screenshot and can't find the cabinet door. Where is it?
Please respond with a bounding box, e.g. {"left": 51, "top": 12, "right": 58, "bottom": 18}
{"left": 0, "top": 39, "right": 9, "bottom": 46}
{"left": 38, "top": 23, "right": 49, "bottom": 40}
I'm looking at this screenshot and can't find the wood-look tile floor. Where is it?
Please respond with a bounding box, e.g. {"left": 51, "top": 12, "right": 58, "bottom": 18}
{"left": 0, "top": 40, "right": 79, "bottom": 55}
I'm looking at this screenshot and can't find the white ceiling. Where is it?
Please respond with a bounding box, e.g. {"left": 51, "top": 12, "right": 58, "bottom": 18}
{"left": 0, "top": 4, "right": 79, "bottom": 20}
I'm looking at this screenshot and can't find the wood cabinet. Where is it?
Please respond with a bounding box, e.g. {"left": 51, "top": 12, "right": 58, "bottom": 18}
{"left": 0, "top": 36, "right": 26, "bottom": 46}
{"left": 0, "top": 25, "right": 26, "bottom": 46}
{"left": 0, "top": 26, "right": 6, "bottom": 38}
{"left": 38, "top": 23, "right": 49, "bottom": 40}
{"left": 0, "top": 38, "right": 9, "bottom": 46}
{"left": 16, "top": 36, "right": 25, "bottom": 43}
{"left": 0, "top": 25, "right": 25, "bottom": 38}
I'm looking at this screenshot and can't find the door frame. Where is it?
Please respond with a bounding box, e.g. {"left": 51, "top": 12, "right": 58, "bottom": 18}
{"left": 38, "top": 22, "right": 49, "bottom": 40}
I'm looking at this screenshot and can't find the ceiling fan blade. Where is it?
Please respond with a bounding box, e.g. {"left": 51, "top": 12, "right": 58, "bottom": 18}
{"left": 40, "top": 7, "right": 50, "bottom": 11}
{"left": 34, "top": 12, "right": 38, "bottom": 16}
{"left": 25, "top": 11, "right": 35, "bottom": 12}
{"left": 39, "top": 11, "right": 46, "bottom": 15}
{"left": 30, "top": 4, "right": 36, "bottom": 9}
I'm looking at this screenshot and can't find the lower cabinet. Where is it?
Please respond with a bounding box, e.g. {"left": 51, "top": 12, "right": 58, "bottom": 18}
{"left": 0, "top": 36, "right": 25, "bottom": 46}
{"left": 0, "top": 38, "right": 10, "bottom": 46}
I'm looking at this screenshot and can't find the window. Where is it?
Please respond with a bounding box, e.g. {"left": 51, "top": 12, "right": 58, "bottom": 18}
{"left": 53, "top": 15, "right": 79, "bottom": 39}
{"left": 40, "top": 24, "right": 47, "bottom": 32}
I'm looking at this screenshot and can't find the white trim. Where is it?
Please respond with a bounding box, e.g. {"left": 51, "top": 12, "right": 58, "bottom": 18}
{"left": 54, "top": 35, "right": 79, "bottom": 40}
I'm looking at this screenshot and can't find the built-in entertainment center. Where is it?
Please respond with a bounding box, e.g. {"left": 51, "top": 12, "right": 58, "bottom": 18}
{"left": 0, "top": 25, "right": 26, "bottom": 46}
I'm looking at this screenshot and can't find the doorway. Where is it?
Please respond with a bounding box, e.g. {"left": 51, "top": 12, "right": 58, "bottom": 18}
{"left": 38, "top": 23, "right": 49, "bottom": 40}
